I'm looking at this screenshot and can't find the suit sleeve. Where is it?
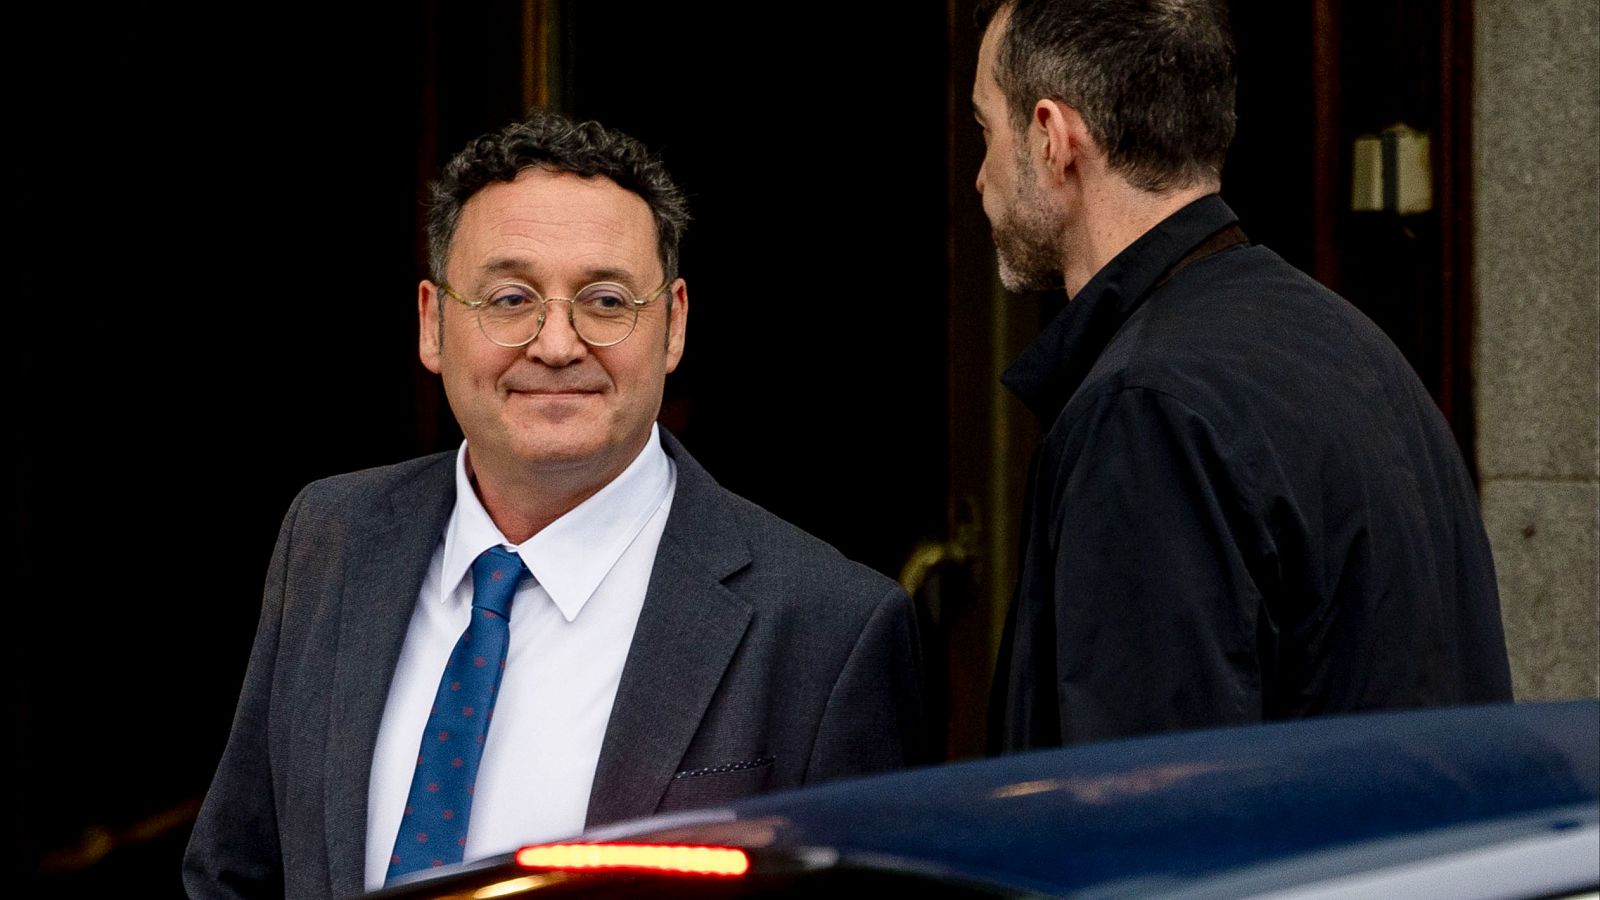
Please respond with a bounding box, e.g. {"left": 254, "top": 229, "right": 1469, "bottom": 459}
{"left": 1046, "top": 387, "right": 1265, "bottom": 744}
{"left": 803, "top": 583, "right": 928, "bottom": 781}
{"left": 182, "top": 491, "right": 304, "bottom": 899}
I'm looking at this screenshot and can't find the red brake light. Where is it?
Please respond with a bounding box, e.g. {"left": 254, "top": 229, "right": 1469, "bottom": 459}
{"left": 515, "top": 843, "right": 751, "bottom": 877}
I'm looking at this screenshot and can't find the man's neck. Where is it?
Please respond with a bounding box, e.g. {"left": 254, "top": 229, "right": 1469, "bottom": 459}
{"left": 1062, "top": 180, "right": 1218, "bottom": 299}
{"left": 465, "top": 439, "right": 649, "bottom": 544}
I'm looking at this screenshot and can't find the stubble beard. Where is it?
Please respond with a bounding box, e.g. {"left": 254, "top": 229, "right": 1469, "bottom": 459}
{"left": 991, "top": 161, "right": 1065, "bottom": 294}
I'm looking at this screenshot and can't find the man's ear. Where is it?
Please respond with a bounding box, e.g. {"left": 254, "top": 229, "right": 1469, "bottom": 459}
{"left": 1033, "top": 99, "right": 1097, "bottom": 185}
{"left": 418, "top": 280, "right": 443, "bottom": 374}
{"left": 664, "top": 277, "right": 688, "bottom": 373}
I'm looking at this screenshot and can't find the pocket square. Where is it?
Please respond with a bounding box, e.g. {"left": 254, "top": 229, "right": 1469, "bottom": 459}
{"left": 672, "top": 755, "right": 776, "bottom": 780}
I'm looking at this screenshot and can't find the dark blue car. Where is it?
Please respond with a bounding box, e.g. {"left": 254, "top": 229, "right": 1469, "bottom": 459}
{"left": 370, "top": 701, "right": 1599, "bottom": 898}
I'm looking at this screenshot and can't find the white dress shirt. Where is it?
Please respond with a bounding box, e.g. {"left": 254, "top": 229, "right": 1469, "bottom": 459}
{"left": 364, "top": 425, "right": 676, "bottom": 889}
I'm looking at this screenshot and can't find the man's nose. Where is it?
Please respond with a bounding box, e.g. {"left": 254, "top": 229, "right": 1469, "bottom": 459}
{"left": 975, "top": 160, "right": 986, "bottom": 195}
{"left": 524, "top": 301, "right": 588, "bottom": 365}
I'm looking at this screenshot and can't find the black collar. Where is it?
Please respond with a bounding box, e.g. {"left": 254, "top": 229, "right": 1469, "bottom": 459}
{"left": 1001, "top": 194, "right": 1244, "bottom": 424}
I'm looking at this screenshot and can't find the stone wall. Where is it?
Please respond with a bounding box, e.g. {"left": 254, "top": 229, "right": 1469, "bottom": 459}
{"left": 1474, "top": 0, "right": 1599, "bottom": 699}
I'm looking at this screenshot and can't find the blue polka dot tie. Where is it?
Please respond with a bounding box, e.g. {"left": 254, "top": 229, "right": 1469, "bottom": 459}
{"left": 386, "top": 546, "right": 525, "bottom": 882}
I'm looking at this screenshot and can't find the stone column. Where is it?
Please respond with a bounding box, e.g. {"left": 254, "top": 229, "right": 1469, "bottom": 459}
{"left": 1474, "top": 0, "right": 1599, "bottom": 700}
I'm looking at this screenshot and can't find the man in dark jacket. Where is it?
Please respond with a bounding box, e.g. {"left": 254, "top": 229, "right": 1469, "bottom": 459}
{"left": 973, "top": 0, "right": 1512, "bottom": 750}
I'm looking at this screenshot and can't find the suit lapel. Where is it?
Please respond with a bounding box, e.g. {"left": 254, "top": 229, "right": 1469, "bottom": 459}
{"left": 586, "top": 431, "right": 754, "bottom": 827}
{"left": 324, "top": 455, "right": 456, "bottom": 897}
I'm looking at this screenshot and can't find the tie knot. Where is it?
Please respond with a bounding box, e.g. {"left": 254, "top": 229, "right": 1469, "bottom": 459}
{"left": 470, "top": 546, "right": 524, "bottom": 619}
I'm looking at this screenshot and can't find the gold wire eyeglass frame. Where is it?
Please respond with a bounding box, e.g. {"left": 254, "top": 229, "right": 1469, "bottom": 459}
{"left": 438, "top": 277, "right": 672, "bottom": 348}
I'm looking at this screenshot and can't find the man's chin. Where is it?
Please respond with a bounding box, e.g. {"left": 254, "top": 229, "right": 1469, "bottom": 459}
{"left": 996, "top": 255, "right": 1059, "bottom": 294}
{"left": 997, "top": 259, "right": 1030, "bottom": 293}
{"left": 506, "top": 390, "right": 602, "bottom": 423}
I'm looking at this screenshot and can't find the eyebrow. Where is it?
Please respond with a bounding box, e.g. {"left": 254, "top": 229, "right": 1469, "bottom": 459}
{"left": 478, "top": 257, "right": 645, "bottom": 287}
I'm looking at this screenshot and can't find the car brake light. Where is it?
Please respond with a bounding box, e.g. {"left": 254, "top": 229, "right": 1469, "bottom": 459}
{"left": 515, "top": 843, "right": 751, "bottom": 877}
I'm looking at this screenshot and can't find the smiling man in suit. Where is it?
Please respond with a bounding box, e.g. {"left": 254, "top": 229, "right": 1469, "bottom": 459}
{"left": 183, "top": 109, "right": 923, "bottom": 899}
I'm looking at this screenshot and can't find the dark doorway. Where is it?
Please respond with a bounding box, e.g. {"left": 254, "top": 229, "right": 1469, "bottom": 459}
{"left": 556, "top": 4, "right": 950, "bottom": 580}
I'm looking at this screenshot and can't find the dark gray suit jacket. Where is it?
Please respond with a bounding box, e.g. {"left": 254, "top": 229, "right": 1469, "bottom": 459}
{"left": 183, "top": 430, "right": 923, "bottom": 899}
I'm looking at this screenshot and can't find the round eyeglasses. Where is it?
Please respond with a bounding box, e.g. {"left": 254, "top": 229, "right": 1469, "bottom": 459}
{"left": 438, "top": 277, "right": 671, "bottom": 348}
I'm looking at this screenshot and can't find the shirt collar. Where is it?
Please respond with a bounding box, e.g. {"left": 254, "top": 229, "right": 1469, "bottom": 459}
{"left": 1001, "top": 194, "right": 1240, "bottom": 424}
{"left": 439, "top": 424, "right": 675, "bottom": 622}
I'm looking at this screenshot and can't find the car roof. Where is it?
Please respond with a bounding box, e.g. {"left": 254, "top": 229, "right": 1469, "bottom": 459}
{"left": 586, "top": 701, "right": 1599, "bottom": 896}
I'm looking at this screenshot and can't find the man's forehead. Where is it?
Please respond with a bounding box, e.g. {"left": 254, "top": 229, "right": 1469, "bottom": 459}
{"left": 974, "top": 14, "right": 1006, "bottom": 107}
{"left": 449, "top": 170, "right": 659, "bottom": 280}
{"left": 465, "top": 170, "right": 652, "bottom": 230}
{"left": 979, "top": 6, "right": 1007, "bottom": 59}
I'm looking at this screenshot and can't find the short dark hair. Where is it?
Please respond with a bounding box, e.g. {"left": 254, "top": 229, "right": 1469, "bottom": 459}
{"left": 979, "top": 0, "right": 1237, "bottom": 192}
{"left": 426, "top": 108, "right": 690, "bottom": 283}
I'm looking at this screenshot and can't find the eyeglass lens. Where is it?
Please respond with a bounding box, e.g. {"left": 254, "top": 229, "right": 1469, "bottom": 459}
{"left": 477, "top": 283, "right": 639, "bottom": 347}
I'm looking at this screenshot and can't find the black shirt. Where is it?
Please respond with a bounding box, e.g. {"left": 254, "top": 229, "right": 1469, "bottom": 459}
{"left": 991, "top": 195, "right": 1512, "bottom": 751}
